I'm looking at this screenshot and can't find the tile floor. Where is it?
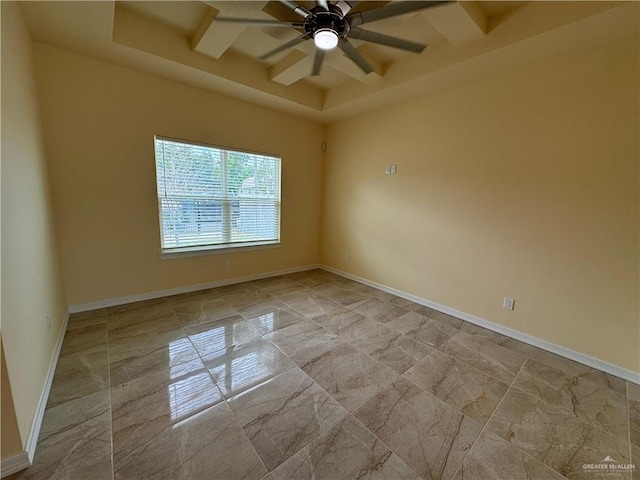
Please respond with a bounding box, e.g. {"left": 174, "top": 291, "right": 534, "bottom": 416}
{"left": 8, "top": 269, "right": 639, "bottom": 480}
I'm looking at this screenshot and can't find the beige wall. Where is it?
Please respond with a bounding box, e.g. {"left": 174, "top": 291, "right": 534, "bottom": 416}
{"left": 1, "top": 0, "right": 68, "bottom": 452}
{"left": 322, "top": 40, "right": 639, "bottom": 372}
{"left": 33, "top": 44, "right": 324, "bottom": 306}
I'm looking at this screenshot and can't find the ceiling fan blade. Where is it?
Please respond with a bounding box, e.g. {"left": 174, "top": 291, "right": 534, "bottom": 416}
{"left": 349, "top": 27, "right": 426, "bottom": 53}
{"left": 215, "top": 17, "right": 304, "bottom": 28}
{"left": 259, "top": 33, "right": 308, "bottom": 60}
{"left": 316, "top": 0, "right": 330, "bottom": 11}
{"left": 349, "top": 1, "right": 449, "bottom": 26}
{"left": 279, "top": 0, "right": 312, "bottom": 18}
{"left": 339, "top": 39, "right": 373, "bottom": 74}
{"left": 311, "top": 49, "right": 325, "bottom": 76}
{"left": 336, "top": 1, "right": 358, "bottom": 15}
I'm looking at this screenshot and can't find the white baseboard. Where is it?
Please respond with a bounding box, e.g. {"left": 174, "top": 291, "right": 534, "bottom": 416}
{"left": 321, "top": 265, "right": 640, "bottom": 385}
{"left": 24, "top": 310, "right": 70, "bottom": 464}
{"left": 1, "top": 451, "right": 30, "bottom": 478}
{"left": 69, "top": 264, "right": 321, "bottom": 313}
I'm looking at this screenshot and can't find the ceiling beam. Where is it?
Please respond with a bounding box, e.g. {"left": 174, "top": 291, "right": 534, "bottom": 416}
{"left": 191, "top": 2, "right": 269, "bottom": 60}
{"left": 424, "top": 1, "right": 487, "bottom": 45}
{"left": 269, "top": 41, "right": 385, "bottom": 86}
{"left": 328, "top": 47, "right": 383, "bottom": 83}
{"left": 269, "top": 49, "right": 313, "bottom": 85}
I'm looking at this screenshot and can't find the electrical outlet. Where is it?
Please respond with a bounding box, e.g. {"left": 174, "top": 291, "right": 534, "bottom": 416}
{"left": 45, "top": 315, "right": 52, "bottom": 329}
{"left": 390, "top": 164, "right": 397, "bottom": 174}
{"left": 224, "top": 258, "right": 231, "bottom": 267}
{"left": 503, "top": 297, "right": 515, "bottom": 310}
{"left": 344, "top": 253, "right": 350, "bottom": 262}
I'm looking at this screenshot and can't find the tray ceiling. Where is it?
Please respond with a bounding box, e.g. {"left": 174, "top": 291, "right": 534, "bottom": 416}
{"left": 18, "top": 1, "right": 639, "bottom": 122}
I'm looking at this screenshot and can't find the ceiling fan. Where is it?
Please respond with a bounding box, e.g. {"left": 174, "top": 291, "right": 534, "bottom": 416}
{"left": 216, "top": 1, "right": 449, "bottom": 76}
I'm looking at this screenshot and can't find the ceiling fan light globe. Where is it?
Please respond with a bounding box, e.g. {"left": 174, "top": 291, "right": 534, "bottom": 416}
{"left": 314, "top": 29, "right": 339, "bottom": 50}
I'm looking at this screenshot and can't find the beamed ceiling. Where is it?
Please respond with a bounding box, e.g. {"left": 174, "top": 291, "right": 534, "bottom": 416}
{"left": 18, "top": 1, "right": 639, "bottom": 122}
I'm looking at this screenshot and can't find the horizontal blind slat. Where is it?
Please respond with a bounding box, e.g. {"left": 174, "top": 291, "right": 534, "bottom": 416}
{"left": 155, "top": 137, "right": 280, "bottom": 250}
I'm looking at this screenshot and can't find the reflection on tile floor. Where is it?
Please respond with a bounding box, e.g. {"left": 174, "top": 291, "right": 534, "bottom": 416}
{"left": 8, "top": 269, "right": 639, "bottom": 480}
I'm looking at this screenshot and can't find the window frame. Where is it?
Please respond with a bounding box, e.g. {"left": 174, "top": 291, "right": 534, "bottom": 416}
{"left": 154, "top": 135, "right": 282, "bottom": 258}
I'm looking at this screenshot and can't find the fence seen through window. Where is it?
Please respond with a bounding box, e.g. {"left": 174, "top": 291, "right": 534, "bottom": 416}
{"left": 154, "top": 136, "right": 281, "bottom": 251}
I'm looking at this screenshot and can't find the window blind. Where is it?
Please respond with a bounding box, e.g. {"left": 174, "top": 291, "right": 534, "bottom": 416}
{"left": 154, "top": 137, "right": 281, "bottom": 251}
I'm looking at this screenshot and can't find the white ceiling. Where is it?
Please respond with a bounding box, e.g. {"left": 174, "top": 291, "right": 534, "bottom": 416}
{"left": 18, "top": 1, "right": 640, "bottom": 123}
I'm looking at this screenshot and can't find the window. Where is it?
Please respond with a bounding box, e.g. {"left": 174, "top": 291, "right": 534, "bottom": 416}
{"left": 154, "top": 136, "right": 281, "bottom": 254}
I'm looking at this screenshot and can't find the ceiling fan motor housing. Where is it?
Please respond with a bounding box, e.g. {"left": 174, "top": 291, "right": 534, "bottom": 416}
{"left": 304, "top": 5, "right": 350, "bottom": 42}
{"left": 221, "top": 0, "right": 445, "bottom": 75}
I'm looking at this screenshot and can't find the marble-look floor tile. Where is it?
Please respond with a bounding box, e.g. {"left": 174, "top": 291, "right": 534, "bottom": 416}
{"left": 169, "top": 296, "right": 239, "bottom": 328}
{"left": 20, "top": 270, "right": 637, "bottom": 480}
{"left": 530, "top": 349, "right": 626, "bottom": 395}
{"left": 354, "top": 377, "right": 482, "bottom": 480}
{"left": 632, "top": 445, "right": 640, "bottom": 480}
{"left": 313, "top": 283, "right": 351, "bottom": 297}
{"left": 14, "top": 390, "right": 112, "bottom": 480}
{"left": 114, "top": 402, "right": 266, "bottom": 480}
{"left": 109, "top": 324, "right": 193, "bottom": 370}
{"left": 255, "top": 277, "right": 303, "bottom": 293}
{"left": 350, "top": 324, "right": 433, "bottom": 374}
{"left": 283, "top": 293, "right": 343, "bottom": 320}
{"left": 367, "top": 289, "right": 399, "bottom": 303}
{"left": 66, "top": 310, "right": 107, "bottom": 331}
{"left": 370, "top": 305, "right": 411, "bottom": 324}
{"left": 107, "top": 301, "right": 173, "bottom": 330}
{"left": 58, "top": 322, "right": 108, "bottom": 358}
{"left": 386, "top": 311, "right": 458, "bottom": 349}
{"left": 228, "top": 367, "right": 348, "bottom": 471}
{"left": 352, "top": 297, "right": 397, "bottom": 320}
{"left": 11, "top": 454, "right": 113, "bottom": 480}
{"left": 265, "top": 319, "right": 340, "bottom": 365}
{"left": 631, "top": 429, "right": 640, "bottom": 456}
{"left": 451, "top": 430, "right": 567, "bottom": 480}
{"left": 164, "top": 288, "right": 215, "bottom": 302}
{"left": 107, "top": 297, "right": 168, "bottom": 314}
{"left": 404, "top": 350, "right": 509, "bottom": 424}
{"left": 165, "top": 287, "right": 219, "bottom": 301}
{"left": 236, "top": 298, "right": 288, "bottom": 315}
{"left": 461, "top": 323, "right": 534, "bottom": 356}
{"left": 108, "top": 312, "right": 182, "bottom": 342}
{"left": 512, "top": 358, "right": 629, "bottom": 439}
{"left": 111, "top": 358, "right": 223, "bottom": 454}
{"left": 439, "top": 331, "right": 528, "bottom": 384}
{"left": 628, "top": 382, "right": 640, "bottom": 402}
{"left": 629, "top": 394, "right": 640, "bottom": 448}
{"left": 202, "top": 336, "right": 295, "bottom": 398}
{"left": 109, "top": 335, "right": 200, "bottom": 387}
{"left": 270, "top": 415, "right": 420, "bottom": 480}
{"left": 321, "top": 287, "right": 370, "bottom": 308}
{"left": 486, "top": 388, "right": 631, "bottom": 479}
{"left": 184, "top": 314, "right": 261, "bottom": 357}
{"left": 273, "top": 287, "right": 315, "bottom": 303}
{"left": 288, "top": 274, "right": 329, "bottom": 289}
{"left": 348, "top": 283, "right": 385, "bottom": 296}
{"left": 414, "top": 307, "right": 465, "bottom": 329}
{"left": 208, "top": 281, "right": 252, "bottom": 297}
{"left": 221, "top": 288, "right": 274, "bottom": 308}
{"left": 313, "top": 307, "right": 381, "bottom": 341}
{"left": 389, "top": 297, "right": 422, "bottom": 311}
{"left": 243, "top": 305, "right": 307, "bottom": 335}
{"left": 300, "top": 340, "right": 398, "bottom": 411}
{"left": 46, "top": 346, "right": 109, "bottom": 408}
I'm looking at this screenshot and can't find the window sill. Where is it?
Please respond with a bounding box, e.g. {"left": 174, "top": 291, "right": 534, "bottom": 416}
{"left": 158, "top": 242, "right": 281, "bottom": 260}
